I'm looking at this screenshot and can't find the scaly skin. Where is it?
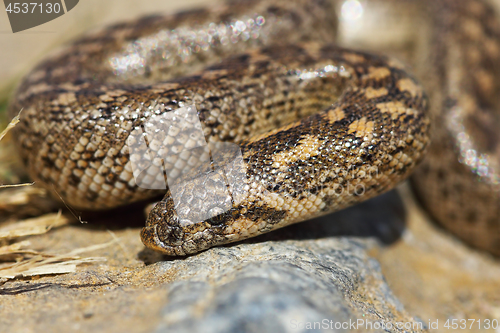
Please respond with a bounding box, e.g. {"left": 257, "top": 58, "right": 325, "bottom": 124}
{"left": 8, "top": 0, "right": 500, "bottom": 256}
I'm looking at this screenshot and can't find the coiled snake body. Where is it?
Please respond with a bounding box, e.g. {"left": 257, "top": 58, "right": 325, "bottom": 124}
{"left": 8, "top": 0, "right": 500, "bottom": 256}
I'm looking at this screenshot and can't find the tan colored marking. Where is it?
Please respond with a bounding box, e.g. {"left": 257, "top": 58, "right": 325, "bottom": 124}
{"left": 387, "top": 58, "right": 406, "bottom": 70}
{"left": 462, "top": 18, "right": 483, "bottom": 40}
{"left": 296, "top": 42, "right": 322, "bottom": 57}
{"left": 348, "top": 117, "right": 374, "bottom": 138}
{"left": 376, "top": 101, "right": 417, "bottom": 116}
{"left": 23, "top": 83, "right": 51, "bottom": 98}
{"left": 484, "top": 38, "right": 500, "bottom": 58}
{"left": 272, "top": 134, "right": 321, "bottom": 165}
{"left": 56, "top": 93, "right": 77, "bottom": 106}
{"left": 327, "top": 107, "right": 345, "bottom": 123}
{"left": 363, "top": 67, "right": 391, "bottom": 81}
{"left": 59, "top": 83, "right": 81, "bottom": 91}
{"left": 475, "top": 69, "right": 494, "bottom": 95}
{"left": 397, "top": 78, "right": 421, "bottom": 98}
{"left": 364, "top": 87, "right": 388, "bottom": 99}
{"left": 200, "top": 69, "right": 229, "bottom": 80}
{"left": 467, "top": 47, "right": 481, "bottom": 65}
{"left": 28, "top": 70, "right": 46, "bottom": 82}
{"left": 343, "top": 53, "right": 365, "bottom": 64}
{"left": 460, "top": 93, "right": 478, "bottom": 115}
{"left": 467, "top": 1, "right": 485, "bottom": 16}
{"left": 106, "top": 90, "right": 128, "bottom": 97}
{"left": 99, "top": 94, "right": 115, "bottom": 102}
{"left": 151, "top": 82, "right": 180, "bottom": 93}
{"left": 51, "top": 67, "right": 68, "bottom": 78}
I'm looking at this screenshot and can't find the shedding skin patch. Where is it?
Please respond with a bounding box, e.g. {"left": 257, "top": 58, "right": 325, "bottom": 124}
{"left": 348, "top": 117, "right": 375, "bottom": 138}
{"left": 327, "top": 107, "right": 345, "bottom": 123}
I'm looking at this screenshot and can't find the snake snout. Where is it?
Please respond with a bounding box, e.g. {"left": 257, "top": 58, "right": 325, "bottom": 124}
{"left": 140, "top": 199, "right": 187, "bottom": 255}
{"left": 141, "top": 192, "right": 231, "bottom": 255}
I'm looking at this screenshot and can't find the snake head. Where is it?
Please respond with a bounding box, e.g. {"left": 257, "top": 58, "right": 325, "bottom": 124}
{"left": 140, "top": 170, "right": 237, "bottom": 256}
{"left": 140, "top": 140, "right": 255, "bottom": 255}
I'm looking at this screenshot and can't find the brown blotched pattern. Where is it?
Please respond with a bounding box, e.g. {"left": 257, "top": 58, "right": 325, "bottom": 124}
{"left": 9, "top": 0, "right": 498, "bottom": 256}
{"left": 140, "top": 45, "right": 429, "bottom": 255}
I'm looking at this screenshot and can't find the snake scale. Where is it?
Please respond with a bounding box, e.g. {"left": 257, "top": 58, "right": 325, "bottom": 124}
{"left": 7, "top": 0, "right": 500, "bottom": 256}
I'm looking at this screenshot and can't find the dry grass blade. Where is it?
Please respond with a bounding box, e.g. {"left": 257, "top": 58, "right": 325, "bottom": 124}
{"left": 0, "top": 240, "right": 32, "bottom": 254}
{"left": 0, "top": 211, "right": 115, "bottom": 281}
{"left": 0, "top": 212, "right": 72, "bottom": 265}
{"left": 0, "top": 211, "right": 70, "bottom": 240}
{"left": 0, "top": 240, "right": 116, "bottom": 279}
{"left": 0, "top": 182, "right": 34, "bottom": 189}
{"left": 0, "top": 109, "right": 32, "bottom": 188}
{"left": 0, "top": 240, "right": 38, "bottom": 260}
{"left": 0, "top": 187, "right": 60, "bottom": 218}
{"left": 0, "top": 258, "right": 107, "bottom": 279}
{"left": 0, "top": 187, "right": 47, "bottom": 207}
{"left": 0, "top": 109, "right": 21, "bottom": 143}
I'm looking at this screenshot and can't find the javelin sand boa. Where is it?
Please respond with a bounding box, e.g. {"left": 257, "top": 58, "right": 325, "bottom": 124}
{"left": 7, "top": 0, "right": 500, "bottom": 256}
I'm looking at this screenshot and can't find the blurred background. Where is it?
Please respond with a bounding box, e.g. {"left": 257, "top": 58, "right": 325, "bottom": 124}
{"left": 2, "top": 0, "right": 500, "bottom": 99}
{"left": 0, "top": 0, "right": 218, "bottom": 100}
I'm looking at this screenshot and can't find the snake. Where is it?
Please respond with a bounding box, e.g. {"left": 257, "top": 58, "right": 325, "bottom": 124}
{"left": 7, "top": 0, "right": 500, "bottom": 256}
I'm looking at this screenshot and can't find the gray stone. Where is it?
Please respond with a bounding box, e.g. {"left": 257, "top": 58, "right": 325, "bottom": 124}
{"left": 150, "top": 238, "right": 420, "bottom": 333}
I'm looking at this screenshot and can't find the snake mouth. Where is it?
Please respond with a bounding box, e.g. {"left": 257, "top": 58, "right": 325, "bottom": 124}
{"left": 140, "top": 224, "right": 187, "bottom": 256}
{"left": 141, "top": 199, "right": 189, "bottom": 256}
{"left": 141, "top": 198, "right": 222, "bottom": 256}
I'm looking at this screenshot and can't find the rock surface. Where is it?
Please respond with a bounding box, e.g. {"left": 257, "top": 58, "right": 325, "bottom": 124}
{"left": 0, "top": 191, "right": 425, "bottom": 333}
